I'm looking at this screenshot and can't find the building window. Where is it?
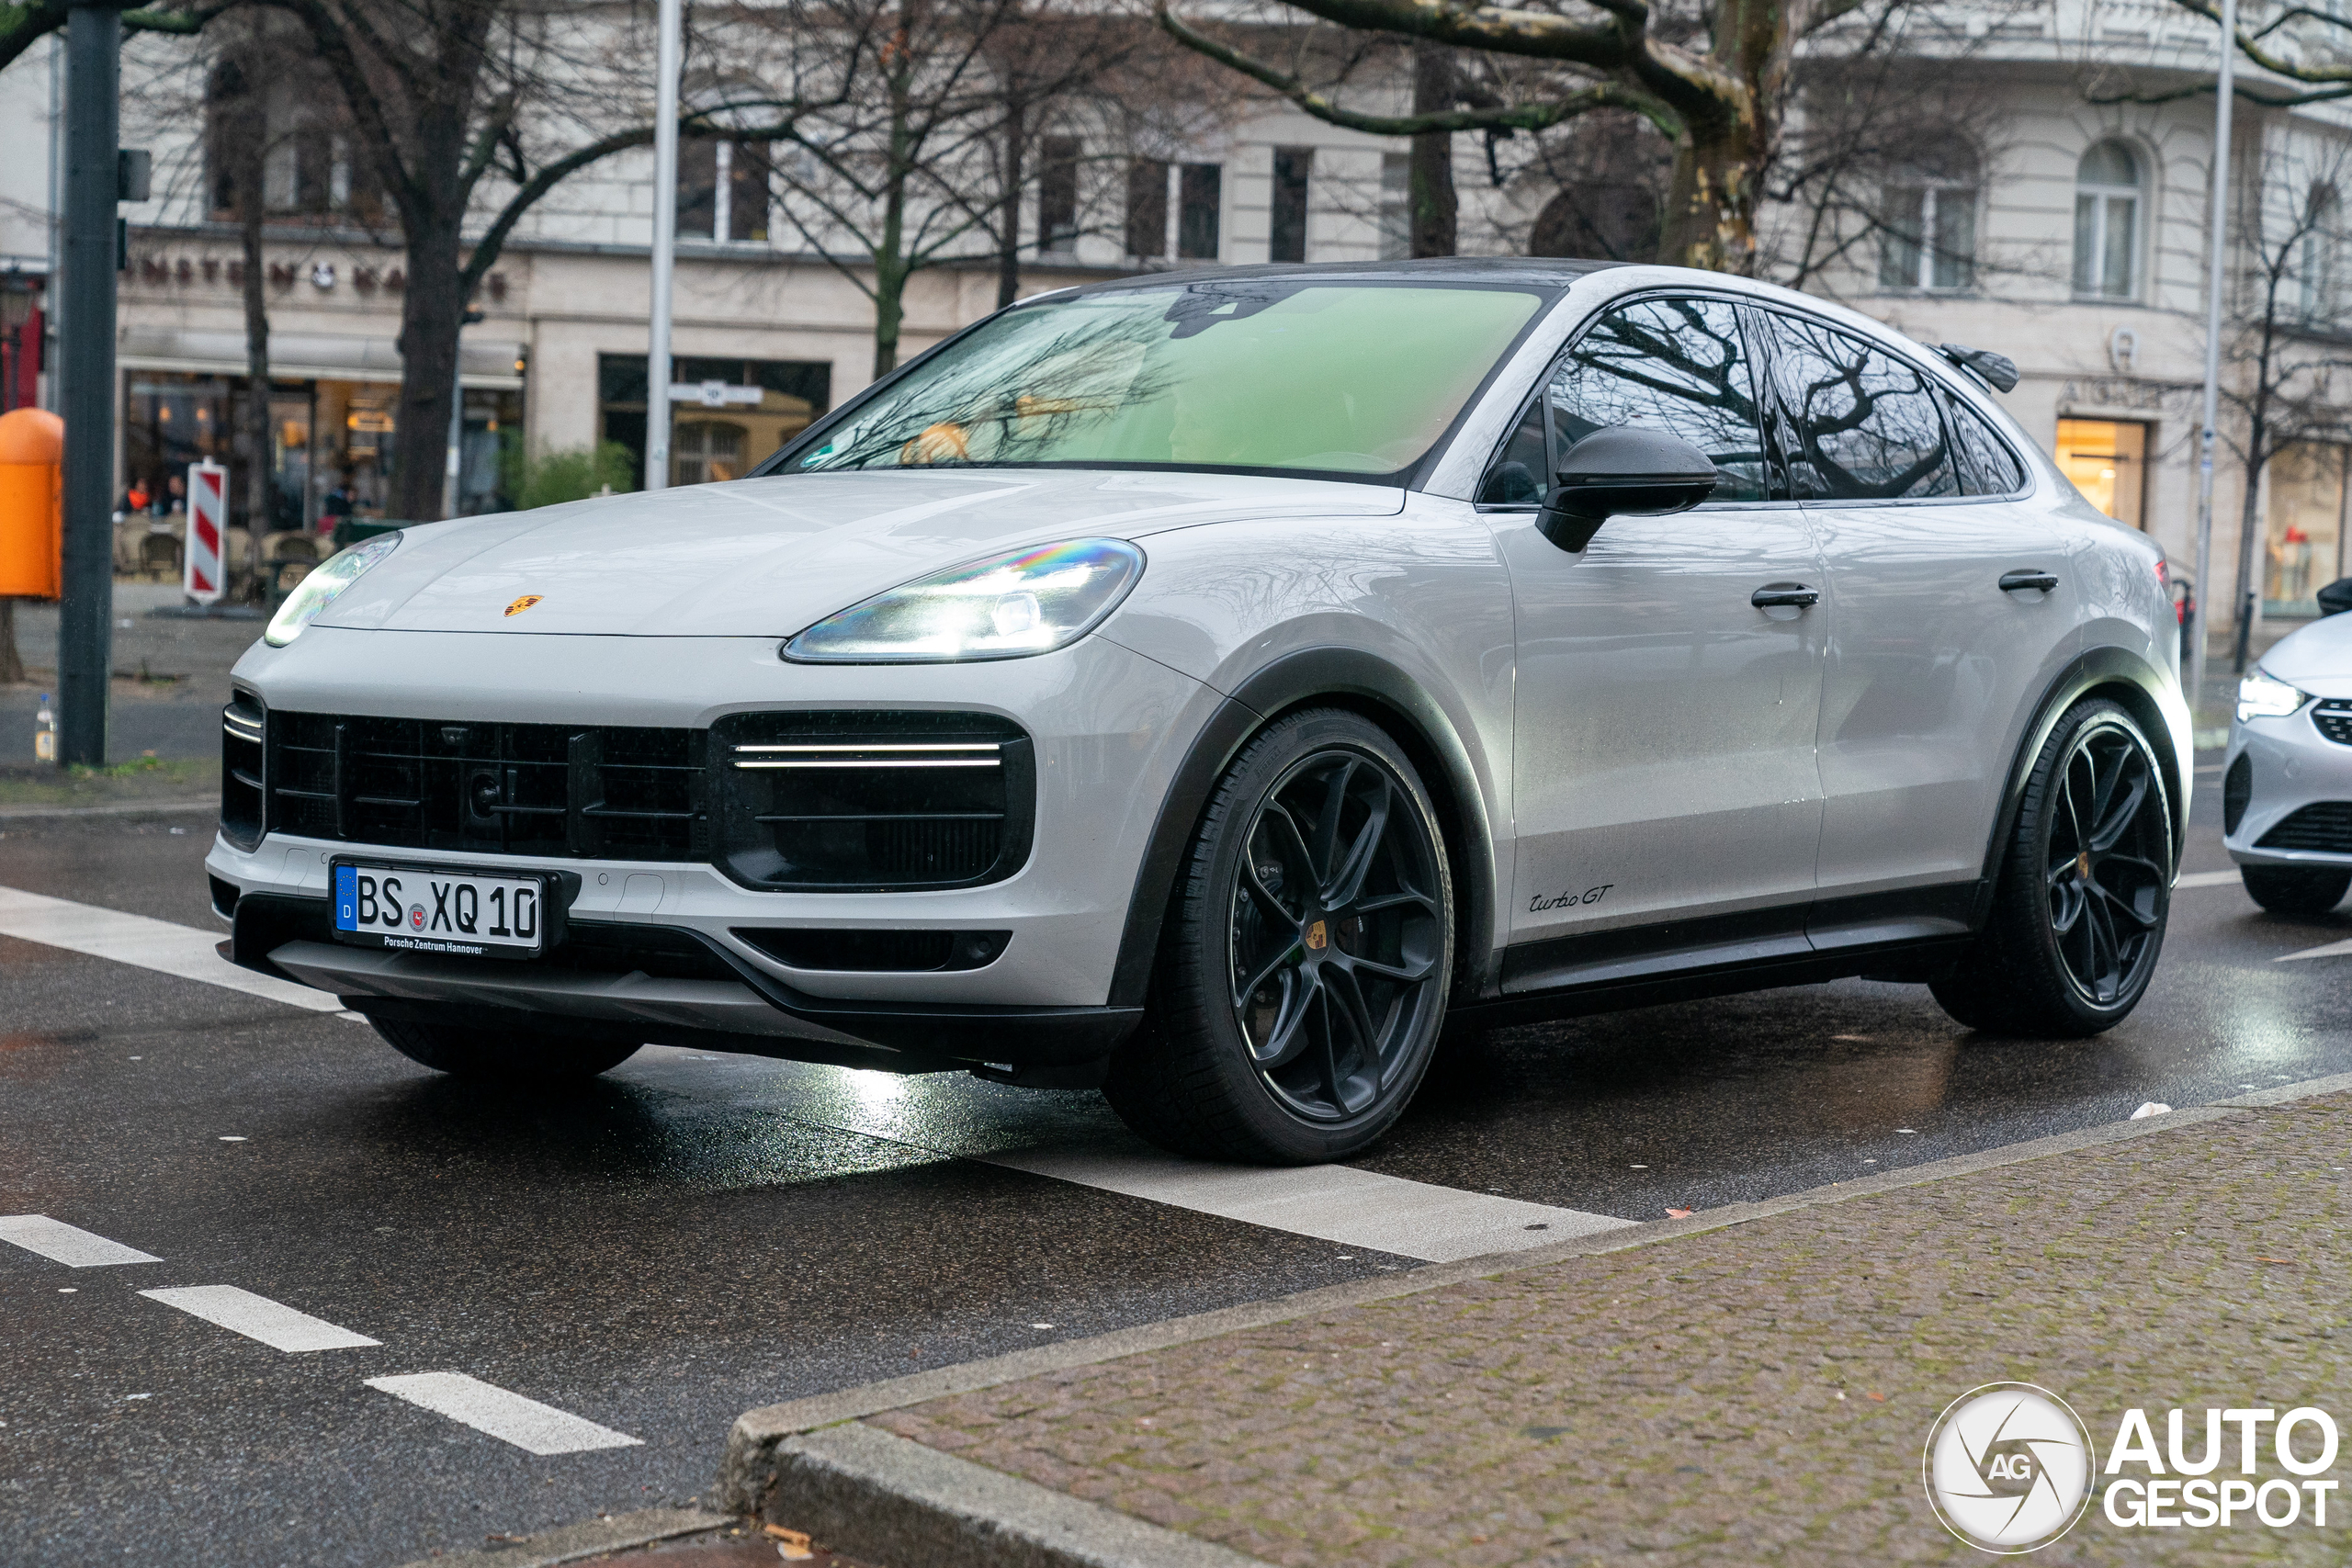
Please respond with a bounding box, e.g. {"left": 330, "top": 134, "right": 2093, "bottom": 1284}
{"left": 674, "top": 421, "right": 748, "bottom": 486}
{"left": 679, "top": 139, "right": 772, "bottom": 243}
{"left": 2053, "top": 419, "right": 2148, "bottom": 529}
{"left": 1038, "top": 137, "right": 1080, "bottom": 254}
{"left": 1126, "top": 159, "right": 1169, "bottom": 258}
{"left": 1880, "top": 154, "right": 1978, "bottom": 290}
{"left": 1379, "top": 153, "right": 1411, "bottom": 260}
{"left": 204, "top": 59, "right": 379, "bottom": 223}
{"left": 2266, "top": 442, "right": 2349, "bottom": 615}
{"left": 2073, "top": 141, "right": 2141, "bottom": 300}
{"left": 598, "top": 355, "right": 831, "bottom": 488}
{"left": 1271, "top": 146, "right": 1312, "bottom": 264}
{"left": 2301, "top": 183, "right": 2342, "bottom": 322}
{"left": 1179, "top": 163, "right": 1221, "bottom": 259}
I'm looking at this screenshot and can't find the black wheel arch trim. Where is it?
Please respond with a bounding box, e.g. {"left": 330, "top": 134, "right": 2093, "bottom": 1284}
{"left": 1104, "top": 646, "right": 1501, "bottom": 1010}
{"left": 1973, "top": 647, "right": 2187, "bottom": 927}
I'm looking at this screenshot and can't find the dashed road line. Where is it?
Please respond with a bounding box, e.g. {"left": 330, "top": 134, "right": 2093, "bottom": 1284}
{"left": 0, "top": 885, "right": 343, "bottom": 1012}
{"left": 986, "top": 1146, "right": 1634, "bottom": 1262}
{"left": 139, "top": 1285, "right": 382, "bottom": 1351}
{"left": 2175, "top": 869, "right": 2244, "bottom": 889}
{"left": 365, "top": 1372, "right": 642, "bottom": 1455}
{"left": 0, "top": 1215, "right": 162, "bottom": 1268}
{"left": 2277, "top": 935, "right": 2352, "bottom": 963}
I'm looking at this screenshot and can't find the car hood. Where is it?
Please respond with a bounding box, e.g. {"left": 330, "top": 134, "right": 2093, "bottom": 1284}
{"left": 2259, "top": 611, "right": 2352, "bottom": 693}
{"left": 316, "top": 469, "right": 1405, "bottom": 637}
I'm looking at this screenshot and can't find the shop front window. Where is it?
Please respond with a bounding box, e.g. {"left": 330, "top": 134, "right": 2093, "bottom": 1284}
{"left": 598, "top": 355, "right": 832, "bottom": 488}
{"left": 2266, "top": 442, "right": 2348, "bottom": 616}
{"left": 2053, "top": 419, "right": 2148, "bottom": 530}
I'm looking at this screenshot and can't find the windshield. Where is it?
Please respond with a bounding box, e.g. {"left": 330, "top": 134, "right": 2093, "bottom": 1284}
{"left": 788, "top": 281, "right": 1549, "bottom": 479}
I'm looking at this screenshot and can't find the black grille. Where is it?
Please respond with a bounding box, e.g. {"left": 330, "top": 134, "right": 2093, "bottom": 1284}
{"left": 264, "top": 712, "right": 706, "bottom": 860}
{"left": 2315, "top": 700, "right": 2352, "bottom": 746}
{"left": 713, "top": 710, "right": 1034, "bottom": 890}
{"left": 2224, "top": 752, "right": 2253, "bottom": 836}
{"left": 733, "top": 928, "right": 1011, "bottom": 972}
{"left": 2256, "top": 802, "right": 2352, "bottom": 853}
{"left": 220, "top": 694, "right": 266, "bottom": 851}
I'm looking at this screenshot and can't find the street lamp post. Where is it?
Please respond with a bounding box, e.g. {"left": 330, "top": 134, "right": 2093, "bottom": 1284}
{"left": 644, "top": 0, "right": 683, "bottom": 494}
{"left": 2190, "top": 0, "right": 2237, "bottom": 711}
{"left": 56, "top": 0, "right": 130, "bottom": 768}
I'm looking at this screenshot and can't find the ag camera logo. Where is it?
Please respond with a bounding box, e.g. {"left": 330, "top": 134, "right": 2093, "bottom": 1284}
{"left": 1923, "top": 1382, "right": 2097, "bottom": 1552}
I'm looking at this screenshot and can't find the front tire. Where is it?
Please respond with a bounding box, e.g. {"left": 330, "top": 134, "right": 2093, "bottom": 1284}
{"left": 369, "top": 1011, "right": 641, "bottom": 1080}
{"left": 1104, "top": 709, "right": 1453, "bottom": 1164}
{"left": 1930, "top": 699, "right": 2173, "bottom": 1037}
{"left": 2241, "top": 864, "right": 2352, "bottom": 918}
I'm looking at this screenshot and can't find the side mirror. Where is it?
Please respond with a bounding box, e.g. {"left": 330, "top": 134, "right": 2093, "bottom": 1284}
{"left": 2318, "top": 578, "right": 2352, "bottom": 616}
{"left": 1537, "top": 427, "right": 1721, "bottom": 552}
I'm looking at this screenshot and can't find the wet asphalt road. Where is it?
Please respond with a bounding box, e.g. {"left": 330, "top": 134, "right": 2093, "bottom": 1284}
{"left": 6, "top": 762, "right": 2351, "bottom": 1566}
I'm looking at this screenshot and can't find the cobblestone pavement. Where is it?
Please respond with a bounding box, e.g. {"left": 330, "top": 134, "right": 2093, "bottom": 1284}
{"left": 871, "top": 1095, "right": 2352, "bottom": 1565}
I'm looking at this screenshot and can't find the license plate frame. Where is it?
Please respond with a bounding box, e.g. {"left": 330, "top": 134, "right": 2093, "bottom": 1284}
{"left": 328, "top": 859, "right": 565, "bottom": 961}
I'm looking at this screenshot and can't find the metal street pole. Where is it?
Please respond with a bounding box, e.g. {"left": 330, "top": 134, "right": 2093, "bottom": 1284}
{"left": 440, "top": 310, "right": 481, "bottom": 519}
{"left": 644, "top": 0, "right": 682, "bottom": 494}
{"left": 2190, "top": 0, "right": 2236, "bottom": 711}
{"left": 58, "top": 0, "right": 129, "bottom": 768}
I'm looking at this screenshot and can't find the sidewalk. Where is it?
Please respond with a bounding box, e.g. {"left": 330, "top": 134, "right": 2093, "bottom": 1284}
{"left": 726, "top": 1083, "right": 2352, "bottom": 1566}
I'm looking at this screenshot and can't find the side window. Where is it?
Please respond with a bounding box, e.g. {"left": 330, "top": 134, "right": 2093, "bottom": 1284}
{"left": 1477, "top": 396, "right": 1549, "bottom": 505}
{"left": 1944, "top": 394, "right": 2029, "bottom": 495}
{"left": 1545, "top": 297, "right": 1768, "bottom": 502}
{"left": 1761, "top": 312, "right": 1960, "bottom": 501}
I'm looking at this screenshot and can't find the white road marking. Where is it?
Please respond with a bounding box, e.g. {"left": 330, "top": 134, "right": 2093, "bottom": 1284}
{"left": 139, "top": 1285, "right": 380, "bottom": 1351}
{"left": 365, "top": 1371, "right": 641, "bottom": 1455}
{"left": 986, "top": 1147, "right": 1634, "bottom": 1263}
{"left": 0, "top": 1215, "right": 161, "bottom": 1268}
{"left": 2276, "top": 936, "right": 2352, "bottom": 963}
{"left": 0, "top": 885, "right": 343, "bottom": 1012}
{"left": 2175, "top": 870, "right": 2245, "bottom": 889}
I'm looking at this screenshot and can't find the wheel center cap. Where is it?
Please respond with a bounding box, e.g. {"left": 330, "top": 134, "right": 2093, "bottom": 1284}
{"left": 1303, "top": 918, "right": 1329, "bottom": 953}
{"left": 2075, "top": 851, "right": 2093, "bottom": 882}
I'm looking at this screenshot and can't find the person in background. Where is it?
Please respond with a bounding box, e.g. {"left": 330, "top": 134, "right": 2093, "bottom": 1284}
{"left": 164, "top": 474, "right": 187, "bottom": 514}
{"left": 320, "top": 470, "right": 356, "bottom": 539}
{"left": 122, "top": 478, "right": 153, "bottom": 515}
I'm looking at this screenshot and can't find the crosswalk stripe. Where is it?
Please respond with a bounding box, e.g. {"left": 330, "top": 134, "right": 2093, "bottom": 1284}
{"left": 0, "top": 885, "right": 344, "bottom": 1012}
{"left": 140, "top": 1285, "right": 381, "bottom": 1351}
{"left": 365, "top": 1371, "right": 641, "bottom": 1455}
{"left": 987, "top": 1146, "right": 1634, "bottom": 1262}
{"left": 0, "top": 1214, "right": 162, "bottom": 1268}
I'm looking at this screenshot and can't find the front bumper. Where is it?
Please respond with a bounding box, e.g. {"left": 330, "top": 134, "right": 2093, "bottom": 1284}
{"left": 205, "top": 626, "right": 1220, "bottom": 1065}
{"left": 2223, "top": 700, "right": 2352, "bottom": 866}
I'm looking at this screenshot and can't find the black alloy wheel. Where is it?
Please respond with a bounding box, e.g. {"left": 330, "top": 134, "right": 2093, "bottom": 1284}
{"left": 1931, "top": 698, "right": 2173, "bottom": 1037}
{"left": 1229, "top": 749, "right": 1446, "bottom": 1123}
{"left": 1105, "top": 709, "right": 1454, "bottom": 1163}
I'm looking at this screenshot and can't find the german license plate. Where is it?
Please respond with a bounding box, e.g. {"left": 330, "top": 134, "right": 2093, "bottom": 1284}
{"left": 330, "top": 861, "right": 551, "bottom": 958}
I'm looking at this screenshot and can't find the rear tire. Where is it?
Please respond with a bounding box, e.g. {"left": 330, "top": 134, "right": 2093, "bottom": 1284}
{"left": 369, "top": 1012, "right": 640, "bottom": 1080}
{"left": 2240, "top": 864, "right": 2352, "bottom": 918}
{"left": 1929, "top": 699, "right": 2173, "bottom": 1037}
{"left": 1103, "top": 709, "right": 1453, "bottom": 1164}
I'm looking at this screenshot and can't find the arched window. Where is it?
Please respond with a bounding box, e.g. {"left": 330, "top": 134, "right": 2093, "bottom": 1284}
{"left": 2301, "top": 183, "right": 2342, "bottom": 321}
{"left": 1879, "top": 150, "right": 1979, "bottom": 290}
{"left": 2074, "top": 141, "right": 2141, "bottom": 299}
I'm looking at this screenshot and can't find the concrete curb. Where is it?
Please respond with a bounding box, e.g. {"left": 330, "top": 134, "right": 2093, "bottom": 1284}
{"left": 388, "top": 1506, "right": 730, "bottom": 1568}
{"left": 721, "top": 1069, "right": 2352, "bottom": 1564}
{"left": 771, "top": 1423, "right": 1272, "bottom": 1568}
{"left": 0, "top": 795, "right": 216, "bottom": 820}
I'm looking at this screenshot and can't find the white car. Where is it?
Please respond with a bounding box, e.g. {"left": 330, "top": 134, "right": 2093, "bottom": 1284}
{"left": 2222, "top": 592, "right": 2352, "bottom": 914}
{"left": 207, "top": 260, "right": 2190, "bottom": 1163}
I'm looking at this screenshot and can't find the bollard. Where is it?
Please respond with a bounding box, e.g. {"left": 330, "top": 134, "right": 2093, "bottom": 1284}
{"left": 0, "top": 407, "right": 64, "bottom": 599}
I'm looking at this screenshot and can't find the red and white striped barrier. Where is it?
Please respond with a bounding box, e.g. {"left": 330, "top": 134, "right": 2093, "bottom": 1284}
{"left": 186, "top": 459, "right": 226, "bottom": 605}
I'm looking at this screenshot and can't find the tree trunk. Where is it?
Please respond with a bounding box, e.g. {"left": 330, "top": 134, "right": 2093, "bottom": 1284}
{"left": 0, "top": 601, "right": 24, "bottom": 685}
{"left": 873, "top": 261, "right": 906, "bottom": 380}
{"left": 996, "top": 95, "right": 1026, "bottom": 310}
{"left": 389, "top": 216, "right": 465, "bottom": 522}
{"left": 238, "top": 132, "right": 273, "bottom": 574}
{"left": 1658, "top": 118, "right": 1763, "bottom": 276}
{"left": 873, "top": 20, "right": 914, "bottom": 379}
{"left": 1408, "top": 42, "right": 1456, "bottom": 258}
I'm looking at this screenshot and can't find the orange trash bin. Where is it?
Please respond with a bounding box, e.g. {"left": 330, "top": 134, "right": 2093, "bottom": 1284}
{"left": 0, "top": 407, "right": 64, "bottom": 600}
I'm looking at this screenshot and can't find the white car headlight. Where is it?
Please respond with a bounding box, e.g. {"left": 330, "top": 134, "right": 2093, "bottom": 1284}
{"left": 785, "top": 538, "right": 1145, "bottom": 662}
{"left": 2237, "top": 669, "right": 2310, "bottom": 722}
{"left": 264, "top": 531, "right": 402, "bottom": 648}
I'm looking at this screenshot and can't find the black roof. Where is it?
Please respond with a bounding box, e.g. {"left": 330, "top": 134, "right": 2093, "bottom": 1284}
{"left": 1065, "top": 256, "right": 1625, "bottom": 298}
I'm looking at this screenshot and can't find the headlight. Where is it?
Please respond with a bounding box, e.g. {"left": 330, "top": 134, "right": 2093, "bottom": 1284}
{"left": 784, "top": 538, "right": 1145, "bottom": 662}
{"left": 2237, "top": 669, "right": 2309, "bottom": 722}
{"left": 264, "top": 532, "right": 402, "bottom": 647}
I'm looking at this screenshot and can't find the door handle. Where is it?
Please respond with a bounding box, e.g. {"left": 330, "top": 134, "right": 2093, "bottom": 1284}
{"left": 1751, "top": 582, "right": 1819, "bottom": 609}
{"left": 2000, "top": 570, "right": 2060, "bottom": 593}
